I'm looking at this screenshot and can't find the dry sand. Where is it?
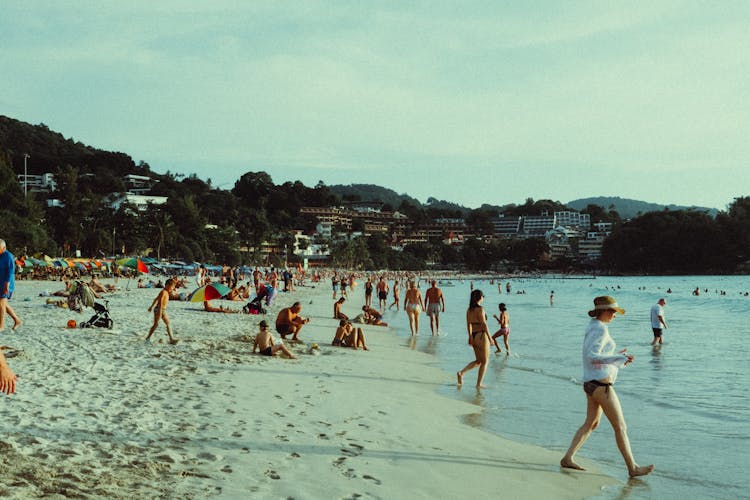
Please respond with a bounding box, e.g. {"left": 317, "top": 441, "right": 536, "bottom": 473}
{"left": 0, "top": 278, "right": 616, "bottom": 498}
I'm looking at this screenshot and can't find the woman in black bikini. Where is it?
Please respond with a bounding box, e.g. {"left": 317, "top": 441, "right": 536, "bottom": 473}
{"left": 560, "top": 296, "right": 654, "bottom": 478}
{"left": 457, "top": 289, "right": 490, "bottom": 388}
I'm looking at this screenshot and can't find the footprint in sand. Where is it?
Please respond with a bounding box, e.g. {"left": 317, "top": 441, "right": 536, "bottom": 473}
{"left": 265, "top": 469, "right": 281, "bottom": 480}
{"left": 363, "top": 475, "right": 382, "bottom": 485}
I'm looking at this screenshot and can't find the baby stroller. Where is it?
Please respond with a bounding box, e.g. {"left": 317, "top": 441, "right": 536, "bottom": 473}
{"left": 80, "top": 300, "right": 114, "bottom": 329}
{"left": 242, "top": 294, "right": 267, "bottom": 315}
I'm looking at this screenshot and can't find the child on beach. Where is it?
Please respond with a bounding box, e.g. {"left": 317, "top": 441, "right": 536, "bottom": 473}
{"left": 146, "top": 279, "right": 179, "bottom": 344}
{"left": 253, "top": 320, "right": 297, "bottom": 358}
{"left": 491, "top": 303, "right": 510, "bottom": 355}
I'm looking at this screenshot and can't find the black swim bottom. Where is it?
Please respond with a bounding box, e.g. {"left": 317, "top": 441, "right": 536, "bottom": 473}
{"left": 261, "top": 346, "right": 273, "bottom": 356}
{"left": 583, "top": 380, "right": 612, "bottom": 396}
{"left": 652, "top": 328, "right": 663, "bottom": 337}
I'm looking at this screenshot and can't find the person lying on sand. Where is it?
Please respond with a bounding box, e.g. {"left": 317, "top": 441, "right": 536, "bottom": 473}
{"left": 253, "top": 320, "right": 296, "bottom": 359}
{"left": 203, "top": 300, "right": 239, "bottom": 313}
{"left": 332, "top": 320, "right": 368, "bottom": 350}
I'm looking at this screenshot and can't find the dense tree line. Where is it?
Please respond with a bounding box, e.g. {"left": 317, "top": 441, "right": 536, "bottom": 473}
{"left": 1, "top": 115, "right": 748, "bottom": 273}
{"left": 601, "top": 198, "right": 750, "bottom": 274}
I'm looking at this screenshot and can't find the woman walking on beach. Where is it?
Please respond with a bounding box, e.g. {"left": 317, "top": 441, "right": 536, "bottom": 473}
{"left": 457, "top": 289, "right": 490, "bottom": 389}
{"left": 403, "top": 281, "right": 423, "bottom": 335}
{"left": 560, "top": 296, "right": 654, "bottom": 478}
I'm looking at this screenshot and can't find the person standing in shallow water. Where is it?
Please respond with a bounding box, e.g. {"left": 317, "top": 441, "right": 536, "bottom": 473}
{"left": 560, "top": 296, "right": 654, "bottom": 478}
{"left": 457, "top": 289, "right": 490, "bottom": 389}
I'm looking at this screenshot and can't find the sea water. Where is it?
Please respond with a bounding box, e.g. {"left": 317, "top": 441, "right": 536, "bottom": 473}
{"left": 383, "top": 275, "right": 749, "bottom": 500}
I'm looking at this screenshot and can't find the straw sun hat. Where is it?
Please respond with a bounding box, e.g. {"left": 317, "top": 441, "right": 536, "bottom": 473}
{"left": 587, "top": 296, "right": 625, "bottom": 317}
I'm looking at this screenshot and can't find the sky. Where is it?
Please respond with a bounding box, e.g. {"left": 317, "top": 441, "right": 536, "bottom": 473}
{"left": 2, "top": 1, "right": 749, "bottom": 210}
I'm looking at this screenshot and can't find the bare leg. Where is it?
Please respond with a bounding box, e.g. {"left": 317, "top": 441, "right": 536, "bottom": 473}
{"left": 414, "top": 313, "right": 420, "bottom": 335}
{"left": 407, "top": 311, "right": 416, "bottom": 335}
{"left": 475, "top": 335, "right": 490, "bottom": 388}
{"left": 429, "top": 315, "right": 436, "bottom": 335}
{"left": 5, "top": 304, "right": 21, "bottom": 330}
{"left": 355, "top": 328, "right": 368, "bottom": 350}
{"left": 146, "top": 310, "right": 160, "bottom": 340}
{"left": 503, "top": 334, "right": 510, "bottom": 354}
{"left": 597, "top": 387, "right": 655, "bottom": 477}
{"left": 273, "top": 343, "right": 297, "bottom": 359}
{"left": 561, "top": 394, "right": 602, "bottom": 470}
{"left": 492, "top": 332, "right": 502, "bottom": 353}
{"left": 0, "top": 298, "right": 6, "bottom": 330}
{"left": 435, "top": 315, "right": 440, "bottom": 335}
{"left": 163, "top": 313, "right": 178, "bottom": 344}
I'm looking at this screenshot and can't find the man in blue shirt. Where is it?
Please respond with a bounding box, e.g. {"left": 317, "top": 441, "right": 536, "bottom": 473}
{"left": 0, "top": 239, "right": 22, "bottom": 331}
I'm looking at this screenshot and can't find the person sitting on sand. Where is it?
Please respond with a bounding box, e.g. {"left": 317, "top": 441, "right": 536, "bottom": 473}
{"left": 275, "top": 302, "right": 309, "bottom": 341}
{"left": 146, "top": 279, "right": 178, "bottom": 344}
{"left": 332, "top": 320, "right": 368, "bottom": 350}
{"left": 560, "top": 296, "right": 654, "bottom": 478}
{"left": 203, "top": 300, "right": 239, "bottom": 313}
{"left": 334, "top": 297, "right": 349, "bottom": 321}
{"left": 253, "top": 320, "right": 297, "bottom": 359}
{"left": 361, "top": 305, "right": 388, "bottom": 326}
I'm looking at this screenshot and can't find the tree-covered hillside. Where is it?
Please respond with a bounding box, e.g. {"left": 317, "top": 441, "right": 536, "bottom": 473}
{"left": 567, "top": 196, "right": 718, "bottom": 219}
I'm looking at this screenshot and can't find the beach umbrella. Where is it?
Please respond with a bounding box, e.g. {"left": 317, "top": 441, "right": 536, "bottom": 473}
{"left": 53, "top": 259, "right": 69, "bottom": 268}
{"left": 188, "top": 283, "right": 232, "bottom": 302}
{"left": 116, "top": 257, "right": 149, "bottom": 274}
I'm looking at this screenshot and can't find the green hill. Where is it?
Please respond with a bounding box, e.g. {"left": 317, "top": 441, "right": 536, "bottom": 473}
{"left": 567, "top": 196, "right": 718, "bottom": 219}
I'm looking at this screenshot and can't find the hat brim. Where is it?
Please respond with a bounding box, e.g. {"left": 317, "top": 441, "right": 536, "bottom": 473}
{"left": 588, "top": 305, "right": 625, "bottom": 316}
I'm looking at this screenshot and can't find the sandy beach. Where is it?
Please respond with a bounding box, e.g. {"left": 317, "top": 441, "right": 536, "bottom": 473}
{"left": 0, "top": 278, "right": 616, "bottom": 499}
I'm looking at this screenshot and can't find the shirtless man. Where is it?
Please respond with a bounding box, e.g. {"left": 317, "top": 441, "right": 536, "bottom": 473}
{"left": 376, "top": 276, "right": 389, "bottom": 310}
{"left": 403, "top": 281, "right": 424, "bottom": 336}
{"left": 275, "top": 302, "right": 310, "bottom": 341}
{"left": 253, "top": 320, "right": 296, "bottom": 358}
{"left": 388, "top": 280, "right": 400, "bottom": 310}
{"left": 334, "top": 297, "right": 348, "bottom": 321}
{"left": 424, "top": 280, "right": 445, "bottom": 336}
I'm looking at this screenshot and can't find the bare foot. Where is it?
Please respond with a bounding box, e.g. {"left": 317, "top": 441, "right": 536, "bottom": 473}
{"left": 476, "top": 384, "right": 487, "bottom": 389}
{"left": 495, "top": 349, "right": 502, "bottom": 354}
{"left": 169, "top": 338, "right": 179, "bottom": 345}
{"left": 560, "top": 458, "right": 586, "bottom": 471}
{"left": 456, "top": 371, "right": 463, "bottom": 386}
{"left": 629, "top": 464, "right": 654, "bottom": 477}
{"left": 12, "top": 320, "right": 22, "bottom": 331}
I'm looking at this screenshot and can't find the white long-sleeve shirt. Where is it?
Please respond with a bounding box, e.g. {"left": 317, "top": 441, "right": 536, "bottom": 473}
{"left": 582, "top": 318, "right": 628, "bottom": 383}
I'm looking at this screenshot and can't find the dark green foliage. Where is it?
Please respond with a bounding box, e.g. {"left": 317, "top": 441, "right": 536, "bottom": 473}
{"left": 601, "top": 209, "right": 738, "bottom": 273}
{"left": 1, "top": 115, "right": 747, "bottom": 273}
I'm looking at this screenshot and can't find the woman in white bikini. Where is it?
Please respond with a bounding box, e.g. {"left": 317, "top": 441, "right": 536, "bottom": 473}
{"left": 403, "top": 281, "right": 423, "bottom": 336}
